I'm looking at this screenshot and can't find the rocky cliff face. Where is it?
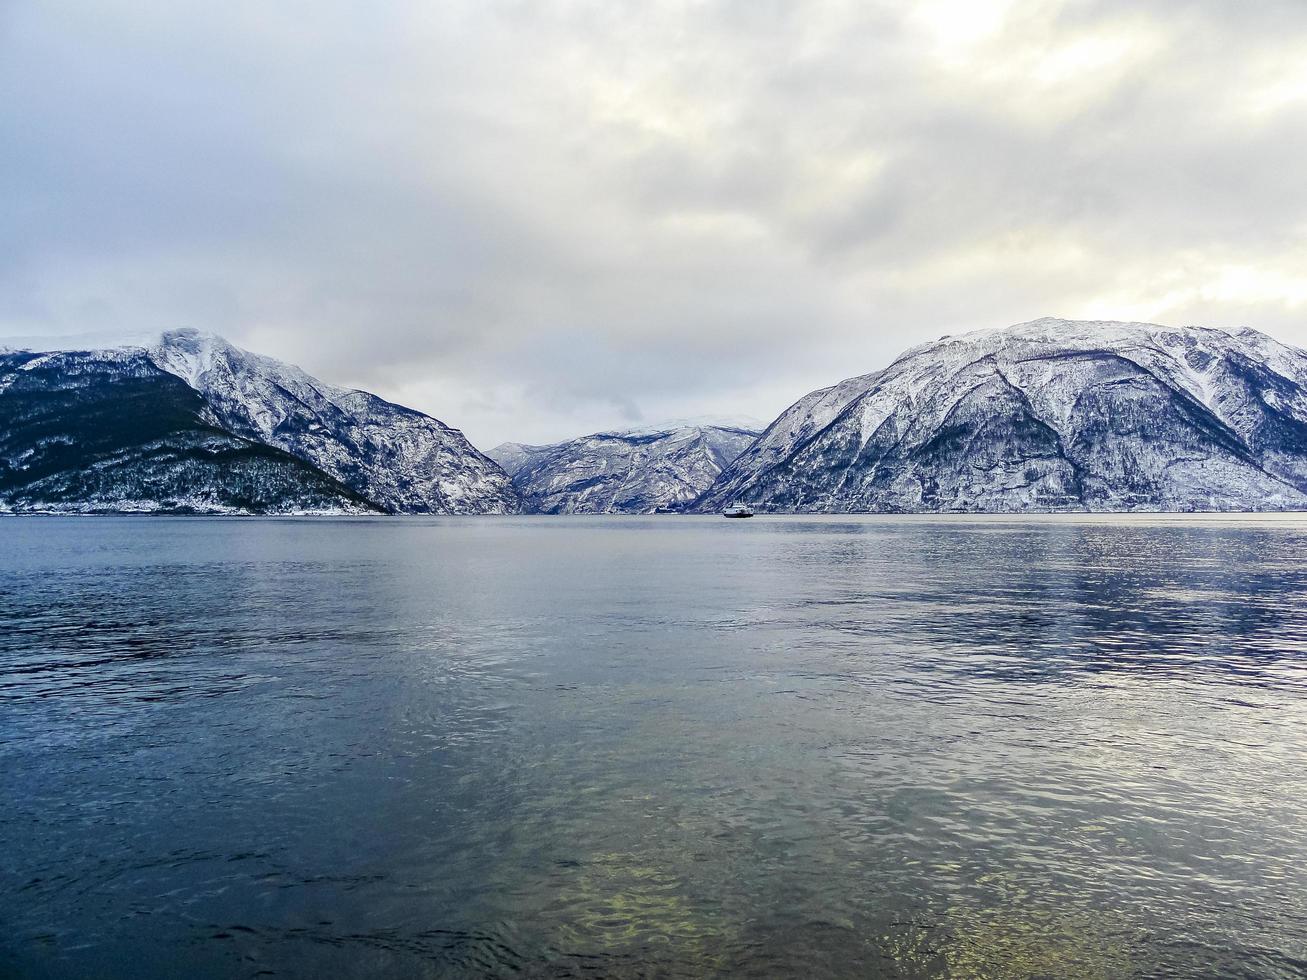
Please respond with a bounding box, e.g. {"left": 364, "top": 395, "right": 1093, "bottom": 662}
{"left": 0, "top": 331, "right": 520, "bottom": 515}
{"left": 490, "top": 422, "right": 759, "bottom": 513}
{"left": 695, "top": 318, "right": 1307, "bottom": 513}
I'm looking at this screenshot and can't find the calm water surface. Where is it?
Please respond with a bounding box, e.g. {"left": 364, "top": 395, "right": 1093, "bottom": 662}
{"left": 2, "top": 515, "right": 1307, "bottom": 978}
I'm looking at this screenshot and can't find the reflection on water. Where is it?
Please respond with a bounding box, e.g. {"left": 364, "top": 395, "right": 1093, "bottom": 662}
{"left": 3, "top": 515, "right": 1307, "bottom": 978}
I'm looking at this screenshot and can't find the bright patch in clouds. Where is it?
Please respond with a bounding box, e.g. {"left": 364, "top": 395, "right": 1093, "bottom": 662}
{"left": 912, "top": 0, "right": 1018, "bottom": 55}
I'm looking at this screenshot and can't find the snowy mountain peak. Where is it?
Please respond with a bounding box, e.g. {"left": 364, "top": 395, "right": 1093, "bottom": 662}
{"left": 151, "top": 327, "right": 237, "bottom": 380}
{"left": 150, "top": 329, "right": 342, "bottom": 407}
{"left": 926, "top": 317, "right": 1279, "bottom": 353}
{"left": 150, "top": 328, "right": 238, "bottom": 389}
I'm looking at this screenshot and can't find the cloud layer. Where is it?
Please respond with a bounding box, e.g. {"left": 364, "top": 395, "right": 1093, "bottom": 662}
{"left": 3, "top": 0, "right": 1306, "bottom": 447}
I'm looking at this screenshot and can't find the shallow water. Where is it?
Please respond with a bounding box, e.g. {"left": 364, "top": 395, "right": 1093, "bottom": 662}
{"left": 2, "top": 514, "right": 1307, "bottom": 978}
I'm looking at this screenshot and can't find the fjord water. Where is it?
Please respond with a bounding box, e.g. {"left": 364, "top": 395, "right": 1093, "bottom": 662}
{"left": 3, "top": 517, "right": 1306, "bottom": 979}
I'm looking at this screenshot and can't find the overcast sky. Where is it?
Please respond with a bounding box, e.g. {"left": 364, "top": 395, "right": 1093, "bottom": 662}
{"left": 3, "top": 1, "right": 1306, "bottom": 448}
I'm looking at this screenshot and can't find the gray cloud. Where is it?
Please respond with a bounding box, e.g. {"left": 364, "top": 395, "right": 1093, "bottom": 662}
{"left": 3, "top": 0, "right": 1306, "bottom": 447}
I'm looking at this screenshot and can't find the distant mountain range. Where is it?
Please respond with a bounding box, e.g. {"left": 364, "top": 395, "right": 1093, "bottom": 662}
{"left": 0, "top": 330, "right": 517, "bottom": 514}
{"left": 695, "top": 318, "right": 1307, "bottom": 513}
{"left": 5, "top": 318, "right": 1307, "bottom": 515}
{"left": 489, "top": 422, "right": 760, "bottom": 514}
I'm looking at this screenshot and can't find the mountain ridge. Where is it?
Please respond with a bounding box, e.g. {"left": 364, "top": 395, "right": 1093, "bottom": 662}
{"left": 694, "top": 318, "right": 1307, "bottom": 513}
{"left": 148, "top": 329, "right": 518, "bottom": 514}
{"left": 490, "top": 422, "right": 760, "bottom": 514}
{"left": 0, "top": 348, "right": 381, "bottom": 514}
{"left": 1, "top": 330, "right": 519, "bottom": 515}
{"left": 8, "top": 317, "right": 1307, "bottom": 515}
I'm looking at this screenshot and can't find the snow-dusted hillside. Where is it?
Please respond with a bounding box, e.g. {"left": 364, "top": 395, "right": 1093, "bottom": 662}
{"left": 0, "top": 349, "right": 379, "bottom": 515}
{"left": 148, "top": 330, "right": 519, "bottom": 514}
{"left": 1, "top": 330, "right": 520, "bottom": 515}
{"left": 490, "top": 422, "right": 759, "bottom": 513}
{"left": 695, "top": 318, "right": 1307, "bottom": 513}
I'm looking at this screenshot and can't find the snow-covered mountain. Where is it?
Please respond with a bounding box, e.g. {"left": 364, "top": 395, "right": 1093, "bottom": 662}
{"left": 0, "top": 331, "right": 520, "bottom": 515}
{"left": 490, "top": 422, "right": 760, "bottom": 513}
{"left": 149, "top": 330, "right": 518, "bottom": 514}
{"left": 0, "top": 349, "right": 380, "bottom": 514}
{"left": 695, "top": 318, "right": 1307, "bottom": 513}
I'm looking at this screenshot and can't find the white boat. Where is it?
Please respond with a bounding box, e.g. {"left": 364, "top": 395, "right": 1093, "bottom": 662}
{"left": 722, "top": 503, "right": 754, "bottom": 518}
